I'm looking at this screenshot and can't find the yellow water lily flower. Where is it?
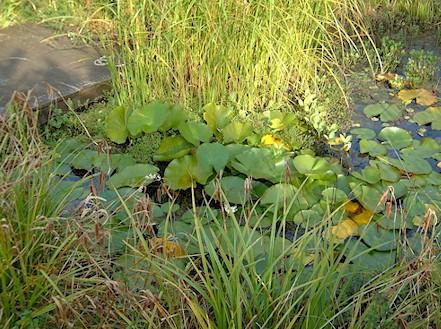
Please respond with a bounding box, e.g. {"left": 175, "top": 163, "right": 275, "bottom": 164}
{"left": 261, "top": 134, "right": 290, "bottom": 150}
{"left": 150, "top": 237, "right": 185, "bottom": 257}
{"left": 331, "top": 219, "right": 359, "bottom": 240}
{"left": 344, "top": 201, "right": 360, "bottom": 214}
{"left": 352, "top": 209, "right": 373, "bottom": 225}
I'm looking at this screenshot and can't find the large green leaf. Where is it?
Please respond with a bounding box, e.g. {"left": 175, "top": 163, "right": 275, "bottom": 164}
{"left": 293, "top": 154, "right": 330, "bottom": 177}
{"left": 160, "top": 105, "right": 187, "bottom": 131}
{"left": 293, "top": 208, "right": 322, "bottom": 226}
{"left": 321, "top": 187, "right": 348, "bottom": 204}
{"left": 400, "top": 138, "right": 441, "bottom": 159}
{"left": 71, "top": 149, "right": 136, "bottom": 173}
{"left": 221, "top": 122, "right": 253, "bottom": 144}
{"left": 106, "top": 106, "right": 128, "bottom": 144}
{"left": 179, "top": 122, "right": 213, "bottom": 146}
{"left": 343, "top": 239, "right": 395, "bottom": 271}
{"left": 351, "top": 166, "right": 381, "bottom": 184}
{"left": 413, "top": 106, "right": 441, "bottom": 130}
{"left": 164, "top": 155, "right": 212, "bottom": 190}
{"left": 350, "top": 182, "right": 384, "bottom": 213}
{"left": 103, "top": 154, "right": 136, "bottom": 173}
{"left": 203, "top": 103, "right": 233, "bottom": 136}
{"left": 360, "top": 224, "right": 398, "bottom": 251}
{"left": 376, "top": 213, "right": 412, "bottom": 230}
{"left": 386, "top": 154, "right": 432, "bottom": 175}
{"left": 196, "top": 142, "right": 229, "bottom": 173}
{"left": 71, "top": 149, "right": 97, "bottom": 170}
{"left": 107, "top": 164, "right": 160, "bottom": 188}
{"left": 226, "top": 144, "right": 251, "bottom": 163}
{"left": 262, "top": 110, "right": 298, "bottom": 131}
{"left": 153, "top": 136, "right": 194, "bottom": 162}
{"left": 127, "top": 102, "right": 171, "bottom": 136}
{"left": 378, "top": 127, "right": 413, "bottom": 150}
{"left": 359, "top": 139, "right": 387, "bottom": 157}
{"left": 204, "top": 176, "right": 267, "bottom": 204}
{"left": 350, "top": 128, "right": 376, "bottom": 140}
{"left": 231, "top": 147, "right": 286, "bottom": 183}
{"left": 370, "top": 160, "right": 401, "bottom": 182}
{"left": 363, "top": 103, "right": 401, "bottom": 122}
{"left": 260, "top": 183, "right": 297, "bottom": 206}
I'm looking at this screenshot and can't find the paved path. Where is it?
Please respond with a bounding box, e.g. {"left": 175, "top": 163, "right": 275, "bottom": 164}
{"left": 0, "top": 24, "right": 111, "bottom": 117}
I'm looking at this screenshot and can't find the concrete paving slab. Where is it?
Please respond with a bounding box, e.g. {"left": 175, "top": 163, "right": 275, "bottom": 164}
{"left": 0, "top": 23, "right": 111, "bottom": 117}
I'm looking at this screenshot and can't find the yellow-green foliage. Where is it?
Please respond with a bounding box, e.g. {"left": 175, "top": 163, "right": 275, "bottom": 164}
{"left": 110, "top": 0, "right": 372, "bottom": 113}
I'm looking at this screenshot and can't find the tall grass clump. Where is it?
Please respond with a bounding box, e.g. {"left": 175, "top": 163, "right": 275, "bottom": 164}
{"left": 108, "top": 0, "right": 375, "bottom": 114}
{"left": 0, "top": 106, "right": 118, "bottom": 328}
{"left": 122, "top": 187, "right": 441, "bottom": 328}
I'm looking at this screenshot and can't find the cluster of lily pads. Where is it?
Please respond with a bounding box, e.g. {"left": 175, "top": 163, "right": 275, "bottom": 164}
{"left": 48, "top": 99, "right": 441, "bottom": 271}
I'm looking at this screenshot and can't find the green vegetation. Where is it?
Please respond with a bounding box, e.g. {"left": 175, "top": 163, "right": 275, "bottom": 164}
{"left": 1, "top": 0, "right": 441, "bottom": 328}
{"left": 1, "top": 106, "right": 440, "bottom": 328}
{"left": 405, "top": 50, "right": 439, "bottom": 87}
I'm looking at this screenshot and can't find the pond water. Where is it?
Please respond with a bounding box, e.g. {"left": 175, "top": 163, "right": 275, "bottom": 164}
{"left": 346, "top": 35, "right": 441, "bottom": 172}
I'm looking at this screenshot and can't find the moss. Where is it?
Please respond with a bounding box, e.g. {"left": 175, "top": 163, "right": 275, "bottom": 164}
{"left": 125, "top": 132, "right": 163, "bottom": 164}
{"left": 42, "top": 101, "right": 111, "bottom": 145}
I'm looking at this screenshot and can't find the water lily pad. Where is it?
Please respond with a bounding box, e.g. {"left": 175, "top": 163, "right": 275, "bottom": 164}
{"left": 225, "top": 144, "right": 251, "bottom": 162}
{"left": 203, "top": 103, "right": 233, "bottom": 136}
{"left": 153, "top": 136, "right": 194, "bottom": 162}
{"left": 343, "top": 239, "right": 395, "bottom": 271}
{"left": 322, "top": 187, "right": 347, "bottom": 204}
{"left": 344, "top": 201, "right": 361, "bottom": 214}
{"left": 360, "top": 224, "right": 397, "bottom": 251}
{"left": 205, "top": 176, "right": 266, "bottom": 204}
{"left": 423, "top": 171, "right": 441, "bottom": 185}
{"left": 107, "top": 164, "right": 160, "bottom": 188}
{"left": 378, "top": 127, "right": 413, "bottom": 150}
{"left": 231, "top": 148, "right": 287, "bottom": 183}
{"left": 351, "top": 166, "right": 381, "bottom": 184}
{"left": 293, "top": 154, "right": 329, "bottom": 176}
{"left": 350, "top": 128, "right": 376, "bottom": 139}
{"left": 384, "top": 180, "right": 408, "bottom": 199}
{"left": 349, "top": 183, "right": 384, "bottom": 213}
{"left": 359, "top": 139, "right": 387, "bottom": 157}
{"left": 222, "top": 122, "right": 253, "bottom": 144}
{"left": 363, "top": 103, "right": 401, "bottom": 122}
{"left": 262, "top": 110, "right": 298, "bottom": 131}
{"left": 413, "top": 106, "right": 441, "bottom": 130}
{"left": 400, "top": 138, "right": 441, "bottom": 159}
{"left": 178, "top": 122, "right": 213, "bottom": 146}
{"left": 164, "top": 155, "right": 212, "bottom": 190}
{"left": 397, "top": 89, "right": 438, "bottom": 106}
{"left": 377, "top": 213, "right": 411, "bottom": 230}
{"left": 196, "top": 142, "right": 229, "bottom": 173}
{"left": 386, "top": 154, "right": 432, "bottom": 175}
{"left": 294, "top": 208, "right": 322, "bottom": 226}
{"left": 369, "top": 160, "right": 401, "bottom": 182}
{"left": 150, "top": 237, "right": 185, "bottom": 257}
{"left": 160, "top": 105, "right": 188, "bottom": 131}
{"left": 107, "top": 154, "right": 137, "bottom": 173}
{"left": 71, "top": 149, "right": 97, "bottom": 170}
{"left": 260, "top": 183, "right": 297, "bottom": 206}
{"left": 127, "top": 102, "right": 171, "bottom": 136}
{"left": 106, "top": 106, "right": 128, "bottom": 144}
